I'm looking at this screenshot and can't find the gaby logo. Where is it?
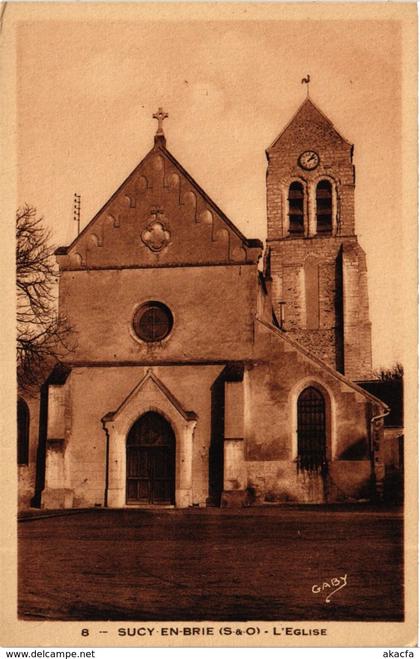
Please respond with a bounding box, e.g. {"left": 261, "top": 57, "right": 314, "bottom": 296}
{"left": 311, "top": 574, "right": 348, "bottom": 603}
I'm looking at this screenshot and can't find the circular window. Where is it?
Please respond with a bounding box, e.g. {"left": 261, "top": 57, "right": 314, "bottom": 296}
{"left": 133, "top": 302, "right": 173, "bottom": 342}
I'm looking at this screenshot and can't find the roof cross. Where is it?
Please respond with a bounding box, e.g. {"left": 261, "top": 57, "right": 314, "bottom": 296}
{"left": 153, "top": 107, "right": 168, "bottom": 135}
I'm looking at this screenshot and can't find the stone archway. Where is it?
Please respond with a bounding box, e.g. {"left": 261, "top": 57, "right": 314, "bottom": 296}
{"left": 102, "top": 370, "right": 197, "bottom": 508}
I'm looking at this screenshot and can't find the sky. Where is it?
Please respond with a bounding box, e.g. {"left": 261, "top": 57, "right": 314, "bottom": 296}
{"left": 11, "top": 2, "right": 417, "bottom": 370}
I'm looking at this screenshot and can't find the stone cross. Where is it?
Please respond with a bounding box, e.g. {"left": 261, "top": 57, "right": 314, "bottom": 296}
{"left": 153, "top": 107, "right": 168, "bottom": 134}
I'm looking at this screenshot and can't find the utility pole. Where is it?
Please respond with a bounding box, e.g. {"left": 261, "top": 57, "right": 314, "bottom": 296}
{"left": 73, "top": 193, "right": 81, "bottom": 236}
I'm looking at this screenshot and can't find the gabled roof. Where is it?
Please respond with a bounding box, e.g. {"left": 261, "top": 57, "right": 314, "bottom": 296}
{"left": 160, "top": 146, "right": 262, "bottom": 250}
{"left": 267, "top": 97, "right": 352, "bottom": 152}
{"left": 102, "top": 369, "right": 197, "bottom": 423}
{"left": 55, "top": 146, "right": 156, "bottom": 255}
{"left": 56, "top": 142, "right": 262, "bottom": 257}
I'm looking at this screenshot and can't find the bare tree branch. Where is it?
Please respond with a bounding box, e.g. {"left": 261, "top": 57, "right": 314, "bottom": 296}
{"left": 373, "top": 363, "right": 404, "bottom": 382}
{"left": 16, "top": 204, "right": 75, "bottom": 390}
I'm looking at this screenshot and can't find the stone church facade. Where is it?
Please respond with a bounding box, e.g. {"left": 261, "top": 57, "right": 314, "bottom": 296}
{"left": 19, "top": 99, "right": 391, "bottom": 510}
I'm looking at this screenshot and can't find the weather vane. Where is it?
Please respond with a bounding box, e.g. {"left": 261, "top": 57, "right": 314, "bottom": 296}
{"left": 301, "top": 74, "right": 311, "bottom": 97}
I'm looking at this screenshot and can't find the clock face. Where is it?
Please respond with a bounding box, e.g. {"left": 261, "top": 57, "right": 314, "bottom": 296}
{"left": 298, "top": 150, "right": 320, "bottom": 170}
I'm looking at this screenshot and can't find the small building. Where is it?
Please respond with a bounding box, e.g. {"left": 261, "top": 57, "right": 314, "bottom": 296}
{"left": 20, "top": 99, "right": 397, "bottom": 510}
{"left": 358, "top": 377, "right": 404, "bottom": 503}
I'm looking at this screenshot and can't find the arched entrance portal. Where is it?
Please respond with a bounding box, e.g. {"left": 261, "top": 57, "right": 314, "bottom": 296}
{"left": 126, "top": 411, "right": 175, "bottom": 505}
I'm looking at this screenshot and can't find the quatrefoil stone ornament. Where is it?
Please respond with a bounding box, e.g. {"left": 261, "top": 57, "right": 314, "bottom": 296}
{"left": 141, "top": 214, "right": 171, "bottom": 253}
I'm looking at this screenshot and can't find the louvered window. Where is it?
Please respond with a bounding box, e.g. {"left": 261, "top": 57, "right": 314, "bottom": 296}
{"left": 288, "top": 182, "right": 305, "bottom": 235}
{"left": 316, "top": 180, "right": 333, "bottom": 234}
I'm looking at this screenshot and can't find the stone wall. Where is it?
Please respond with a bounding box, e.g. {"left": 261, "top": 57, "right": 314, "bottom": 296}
{"left": 58, "top": 264, "right": 258, "bottom": 364}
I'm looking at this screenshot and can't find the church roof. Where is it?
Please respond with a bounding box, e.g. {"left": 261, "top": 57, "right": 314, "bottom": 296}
{"left": 256, "top": 317, "right": 389, "bottom": 410}
{"left": 56, "top": 142, "right": 262, "bottom": 259}
{"left": 267, "top": 97, "right": 352, "bottom": 152}
{"left": 159, "top": 145, "right": 262, "bottom": 250}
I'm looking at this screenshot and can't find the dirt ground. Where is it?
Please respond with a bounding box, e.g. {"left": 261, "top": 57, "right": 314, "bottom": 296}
{"left": 18, "top": 506, "right": 403, "bottom": 621}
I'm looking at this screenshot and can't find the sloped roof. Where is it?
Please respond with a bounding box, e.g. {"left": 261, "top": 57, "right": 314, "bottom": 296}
{"left": 267, "top": 97, "right": 352, "bottom": 152}
{"left": 56, "top": 142, "right": 262, "bottom": 256}
{"left": 256, "top": 317, "right": 388, "bottom": 410}
{"left": 102, "top": 369, "right": 197, "bottom": 423}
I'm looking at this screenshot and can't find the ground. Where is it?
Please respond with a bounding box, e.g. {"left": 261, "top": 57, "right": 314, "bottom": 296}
{"left": 18, "top": 506, "right": 403, "bottom": 622}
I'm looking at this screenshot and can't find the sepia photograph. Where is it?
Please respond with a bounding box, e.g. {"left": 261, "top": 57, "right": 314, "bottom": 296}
{"left": 1, "top": 1, "right": 417, "bottom": 649}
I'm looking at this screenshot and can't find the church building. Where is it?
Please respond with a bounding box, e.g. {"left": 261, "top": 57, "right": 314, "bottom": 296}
{"left": 20, "top": 98, "right": 392, "bottom": 509}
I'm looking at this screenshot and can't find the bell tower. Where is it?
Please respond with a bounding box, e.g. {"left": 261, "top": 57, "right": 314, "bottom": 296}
{"left": 266, "top": 98, "right": 372, "bottom": 381}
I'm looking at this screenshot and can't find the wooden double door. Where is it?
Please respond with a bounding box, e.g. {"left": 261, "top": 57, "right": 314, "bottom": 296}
{"left": 126, "top": 412, "right": 175, "bottom": 505}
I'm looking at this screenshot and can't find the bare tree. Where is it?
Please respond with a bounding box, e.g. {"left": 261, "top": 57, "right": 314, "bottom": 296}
{"left": 373, "top": 363, "right": 404, "bottom": 382}
{"left": 16, "top": 205, "right": 73, "bottom": 389}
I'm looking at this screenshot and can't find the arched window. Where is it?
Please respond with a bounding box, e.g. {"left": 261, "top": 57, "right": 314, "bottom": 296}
{"left": 17, "top": 398, "right": 29, "bottom": 465}
{"left": 316, "top": 180, "right": 333, "bottom": 234}
{"left": 297, "top": 387, "right": 327, "bottom": 472}
{"left": 288, "top": 182, "right": 305, "bottom": 235}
